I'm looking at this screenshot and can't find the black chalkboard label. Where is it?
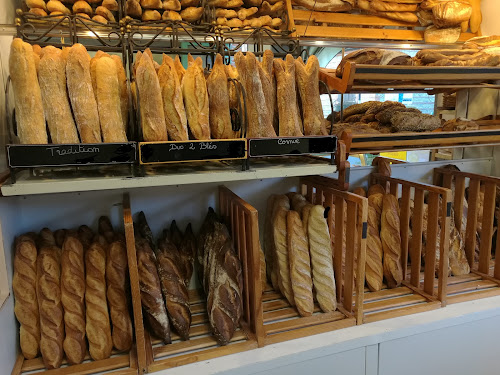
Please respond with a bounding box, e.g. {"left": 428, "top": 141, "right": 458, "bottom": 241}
{"left": 248, "top": 136, "right": 337, "bottom": 157}
{"left": 139, "top": 139, "right": 247, "bottom": 164}
{"left": 7, "top": 143, "right": 137, "bottom": 168}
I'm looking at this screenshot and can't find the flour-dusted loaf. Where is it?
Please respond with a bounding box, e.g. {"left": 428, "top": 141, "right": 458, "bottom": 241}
{"left": 155, "top": 232, "right": 191, "bottom": 341}
{"left": 174, "top": 55, "right": 186, "bottom": 82}
{"left": 273, "top": 206, "right": 294, "bottom": 305}
{"left": 61, "top": 235, "right": 86, "bottom": 365}
{"left": 37, "top": 245, "right": 64, "bottom": 369}
{"left": 9, "top": 40, "right": 48, "bottom": 144}
{"left": 287, "top": 210, "right": 314, "bottom": 316}
{"left": 288, "top": 192, "right": 309, "bottom": 215}
{"left": 13, "top": 235, "right": 40, "bottom": 360}
{"left": 381, "top": 194, "right": 403, "bottom": 288}
{"left": 182, "top": 55, "right": 210, "bottom": 140}
{"left": 66, "top": 44, "right": 102, "bottom": 143}
{"left": 274, "top": 55, "right": 303, "bottom": 137}
{"left": 95, "top": 56, "right": 128, "bottom": 142}
{"left": 270, "top": 195, "right": 290, "bottom": 292}
{"left": 365, "top": 193, "right": 384, "bottom": 292}
{"left": 308, "top": 205, "right": 337, "bottom": 312}
{"left": 136, "top": 52, "right": 168, "bottom": 141}
{"left": 234, "top": 52, "right": 276, "bottom": 138}
{"left": 111, "top": 55, "right": 129, "bottom": 137}
{"left": 106, "top": 240, "right": 133, "bottom": 351}
{"left": 158, "top": 54, "right": 189, "bottom": 141}
{"left": 207, "top": 54, "right": 235, "bottom": 139}
{"left": 295, "top": 55, "right": 327, "bottom": 136}
{"left": 449, "top": 208, "right": 470, "bottom": 276}
{"left": 85, "top": 242, "right": 113, "bottom": 361}
{"left": 259, "top": 50, "right": 278, "bottom": 134}
{"left": 136, "top": 237, "right": 171, "bottom": 343}
{"left": 179, "top": 223, "right": 196, "bottom": 287}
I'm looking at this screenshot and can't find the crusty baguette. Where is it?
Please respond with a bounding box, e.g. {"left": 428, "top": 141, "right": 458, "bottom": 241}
{"left": 174, "top": 55, "right": 186, "bottom": 82}
{"left": 37, "top": 245, "right": 64, "bottom": 369}
{"left": 287, "top": 210, "right": 314, "bottom": 316}
{"left": 136, "top": 52, "right": 168, "bottom": 141}
{"left": 381, "top": 194, "right": 403, "bottom": 288}
{"left": 13, "top": 235, "right": 40, "bottom": 360}
{"left": 179, "top": 223, "right": 196, "bottom": 288}
{"left": 136, "top": 237, "right": 172, "bottom": 343}
{"left": 207, "top": 54, "right": 235, "bottom": 139}
{"left": 259, "top": 50, "right": 278, "bottom": 134}
{"left": 158, "top": 54, "right": 189, "bottom": 141}
{"left": 295, "top": 55, "right": 327, "bottom": 136}
{"left": 90, "top": 50, "right": 110, "bottom": 103}
{"left": 288, "top": 192, "right": 308, "bottom": 215}
{"left": 234, "top": 52, "right": 276, "bottom": 138}
{"left": 307, "top": 205, "right": 337, "bottom": 312}
{"left": 95, "top": 56, "right": 128, "bottom": 142}
{"left": 10, "top": 39, "right": 48, "bottom": 144}
{"left": 182, "top": 55, "right": 210, "bottom": 140}
{"left": 106, "top": 240, "right": 133, "bottom": 351}
{"left": 61, "top": 236, "right": 86, "bottom": 365}
{"left": 111, "top": 55, "right": 129, "bottom": 137}
{"left": 274, "top": 55, "right": 303, "bottom": 137}
{"left": 274, "top": 206, "right": 294, "bottom": 305}
{"left": 365, "top": 194, "right": 384, "bottom": 292}
{"left": 66, "top": 44, "right": 102, "bottom": 143}
{"left": 85, "top": 242, "right": 113, "bottom": 361}
{"left": 269, "top": 195, "right": 290, "bottom": 291}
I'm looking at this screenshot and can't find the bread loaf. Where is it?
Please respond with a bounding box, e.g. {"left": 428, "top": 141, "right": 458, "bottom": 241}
{"left": 207, "top": 54, "right": 235, "bottom": 139}
{"left": 182, "top": 55, "right": 210, "bottom": 140}
{"left": 269, "top": 195, "right": 290, "bottom": 291}
{"left": 66, "top": 44, "right": 102, "bottom": 143}
{"left": 136, "top": 237, "right": 172, "bottom": 343}
{"left": 381, "top": 194, "right": 403, "bottom": 288}
{"left": 179, "top": 223, "right": 196, "bottom": 287}
{"left": 61, "top": 236, "right": 86, "bottom": 364}
{"left": 10, "top": 39, "right": 48, "bottom": 144}
{"left": 295, "top": 56, "right": 327, "bottom": 136}
{"left": 234, "top": 52, "right": 276, "bottom": 138}
{"left": 288, "top": 192, "right": 308, "bottom": 215}
{"left": 174, "top": 55, "right": 186, "bottom": 82}
{"left": 136, "top": 53, "right": 168, "bottom": 141}
{"left": 38, "top": 47, "right": 79, "bottom": 144}
{"left": 293, "top": 0, "right": 351, "bottom": 11}
{"left": 273, "top": 206, "right": 294, "bottom": 304}
{"left": 95, "top": 57, "right": 128, "bottom": 142}
{"left": 158, "top": 54, "right": 189, "bottom": 141}
{"left": 197, "top": 208, "right": 218, "bottom": 286}
{"left": 155, "top": 232, "right": 191, "bottom": 340}
{"left": 78, "top": 225, "right": 94, "bottom": 250}
{"left": 13, "top": 236, "right": 40, "bottom": 360}
{"left": 424, "top": 26, "right": 461, "bottom": 44}
{"left": 37, "top": 245, "right": 64, "bottom": 369}
{"left": 366, "top": 194, "right": 384, "bottom": 292}
{"left": 106, "top": 240, "right": 133, "bottom": 351}
{"left": 126, "top": 0, "right": 142, "bottom": 18}
{"left": 308, "top": 206, "right": 337, "bottom": 312}
{"left": 85, "top": 242, "right": 113, "bottom": 360}
{"left": 274, "top": 55, "right": 303, "bottom": 137}
{"left": 287, "top": 210, "right": 314, "bottom": 316}
{"left": 259, "top": 50, "right": 278, "bottom": 134}
{"left": 336, "top": 49, "right": 383, "bottom": 78}
{"left": 225, "top": 64, "right": 240, "bottom": 110}
{"left": 111, "top": 55, "right": 129, "bottom": 137}
{"left": 432, "top": 1, "right": 472, "bottom": 28}
{"left": 203, "top": 219, "right": 231, "bottom": 294}
{"left": 90, "top": 51, "right": 110, "bottom": 101}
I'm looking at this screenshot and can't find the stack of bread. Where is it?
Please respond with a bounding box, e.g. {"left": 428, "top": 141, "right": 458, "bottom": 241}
{"left": 356, "top": 0, "right": 419, "bottom": 23}
{"left": 264, "top": 192, "right": 337, "bottom": 316}
{"left": 25, "top": 0, "right": 119, "bottom": 23}
{"left": 132, "top": 49, "right": 328, "bottom": 140}
{"left": 12, "top": 217, "right": 133, "bottom": 369}
{"left": 125, "top": 0, "right": 204, "bottom": 23}
{"left": 414, "top": 48, "right": 500, "bottom": 66}
{"left": 213, "top": 0, "right": 285, "bottom": 30}
{"left": 9, "top": 39, "right": 128, "bottom": 144}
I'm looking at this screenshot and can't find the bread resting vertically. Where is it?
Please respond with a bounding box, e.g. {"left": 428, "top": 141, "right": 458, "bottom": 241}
{"left": 381, "top": 194, "right": 403, "bottom": 288}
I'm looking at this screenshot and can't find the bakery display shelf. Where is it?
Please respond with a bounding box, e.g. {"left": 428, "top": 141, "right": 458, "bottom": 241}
{"left": 340, "top": 128, "right": 500, "bottom": 156}
{"left": 11, "top": 349, "right": 138, "bottom": 375}
{"left": 320, "top": 62, "right": 500, "bottom": 94}
{"left": 285, "top": 1, "right": 479, "bottom": 42}
{"left": 123, "top": 188, "right": 258, "bottom": 373}
{"left": 432, "top": 167, "right": 500, "bottom": 304}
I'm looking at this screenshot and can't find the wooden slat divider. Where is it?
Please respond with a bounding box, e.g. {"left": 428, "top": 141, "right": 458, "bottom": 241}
{"left": 465, "top": 178, "right": 480, "bottom": 267}
{"left": 424, "top": 192, "right": 439, "bottom": 296}
{"left": 454, "top": 176, "right": 466, "bottom": 233}
{"left": 478, "top": 182, "right": 496, "bottom": 274}
{"left": 334, "top": 195, "right": 346, "bottom": 303}
{"left": 400, "top": 185, "right": 411, "bottom": 279}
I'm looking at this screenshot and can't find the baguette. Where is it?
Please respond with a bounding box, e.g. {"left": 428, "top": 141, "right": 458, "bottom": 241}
{"left": 295, "top": 55, "right": 327, "bottom": 135}
{"left": 288, "top": 192, "right": 308, "bottom": 215}
{"left": 95, "top": 57, "right": 128, "bottom": 142}
{"left": 61, "top": 236, "right": 86, "bottom": 365}
{"left": 66, "top": 44, "right": 102, "bottom": 143}
{"left": 13, "top": 236, "right": 40, "bottom": 360}
{"left": 182, "top": 55, "right": 210, "bottom": 139}
{"left": 179, "top": 223, "right": 196, "bottom": 287}
{"left": 381, "top": 194, "right": 403, "bottom": 288}
{"left": 174, "top": 55, "right": 186, "bottom": 82}
{"left": 270, "top": 195, "right": 290, "bottom": 291}
{"left": 308, "top": 206, "right": 337, "bottom": 312}
{"left": 9, "top": 39, "right": 48, "bottom": 144}
{"left": 287, "top": 210, "right": 314, "bottom": 316}
{"left": 37, "top": 245, "right": 64, "bottom": 369}
{"left": 365, "top": 193, "right": 384, "bottom": 292}
{"left": 111, "top": 55, "right": 129, "bottom": 137}
{"left": 273, "top": 206, "right": 294, "bottom": 304}
{"left": 106, "top": 240, "right": 133, "bottom": 351}
{"left": 158, "top": 55, "right": 189, "bottom": 141}
{"left": 371, "top": 0, "right": 417, "bottom": 12}
{"left": 137, "top": 52, "right": 168, "bottom": 141}
{"left": 85, "top": 242, "right": 113, "bottom": 361}
{"left": 274, "top": 55, "right": 303, "bottom": 137}
{"left": 260, "top": 50, "right": 278, "bottom": 133}
{"left": 207, "top": 54, "right": 235, "bottom": 139}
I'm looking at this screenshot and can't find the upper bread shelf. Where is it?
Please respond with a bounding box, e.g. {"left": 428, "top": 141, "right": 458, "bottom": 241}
{"left": 320, "top": 62, "right": 500, "bottom": 94}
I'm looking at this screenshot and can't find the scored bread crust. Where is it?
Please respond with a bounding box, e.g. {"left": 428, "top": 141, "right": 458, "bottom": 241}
{"left": 381, "top": 194, "right": 403, "bottom": 288}
{"left": 274, "top": 206, "right": 294, "bottom": 305}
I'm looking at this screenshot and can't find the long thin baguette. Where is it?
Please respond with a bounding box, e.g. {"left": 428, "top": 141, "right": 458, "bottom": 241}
{"left": 111, "top": 55, "right": 129, "bottom": 137}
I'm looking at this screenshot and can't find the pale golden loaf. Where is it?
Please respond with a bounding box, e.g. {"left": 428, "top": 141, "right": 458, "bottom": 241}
{"left": 273, "top": 206, "right": 294, "bottom": 305}
{"left": 258, "top": 50, "right": 278, "bottom": 134}
{"left": 9, "top": 39, "right": 48, "bottom": 144}
{"left": 13, "top": 236, "right": 40, "bottom": 360}
{"left": 308, "top": 205, "right": 337, "bottom": 312}
{"left": 287, "top": 210, "right": 314, "bottom": 316}
{"left": 111, "top": 55, "right": 129, "bottom": 137}
{"left": 365, "top": 194, "right": 384, "bottom": 292}
{"left": 381, "top": 194, "right": 403, "bottom": 288}
{"left": 158, "top": 54, "right": 189, "bottom": 141}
